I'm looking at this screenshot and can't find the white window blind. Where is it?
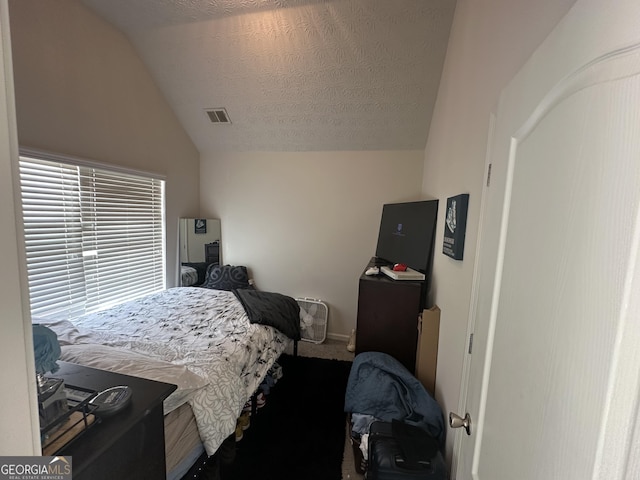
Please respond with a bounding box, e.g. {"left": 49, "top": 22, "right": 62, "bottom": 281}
{"left": 19, "top": 155, "right": 165, "bottom": 320}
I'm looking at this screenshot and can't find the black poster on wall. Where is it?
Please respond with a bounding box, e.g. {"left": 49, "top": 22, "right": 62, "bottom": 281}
{"left": 195, "top": 218, "right": 207, "bottom": 234}
{"left": 442, "top": 194, "right": 469, "bottom": 260}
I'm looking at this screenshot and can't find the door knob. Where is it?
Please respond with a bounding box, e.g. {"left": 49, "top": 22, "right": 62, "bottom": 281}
{"left": 449, "top": 412, "right": 472, "bottom": 435}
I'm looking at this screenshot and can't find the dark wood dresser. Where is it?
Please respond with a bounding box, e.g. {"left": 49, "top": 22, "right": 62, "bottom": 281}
{"left": 205, "top": 242, "right": 220, "bottom": 264}
{"left": 355, "top": 257, "right": 426, "bottom": 373}
{"left": 49, "top": 362, "right": 176, "bottom": 480}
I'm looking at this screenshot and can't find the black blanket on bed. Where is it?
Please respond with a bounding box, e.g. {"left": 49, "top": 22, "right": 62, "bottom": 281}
{"left": 233, "top": 289, "right": 301, "bottom": 341}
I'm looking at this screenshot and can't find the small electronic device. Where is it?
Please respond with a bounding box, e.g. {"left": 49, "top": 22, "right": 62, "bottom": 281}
{"left": 64, "top": 386, "right": 96, "bottom": 406}
{"left": 89, "top": 386, "right": 133, "bottom": 417}
{"left": 365, "top": 266, "right": 380, "bottom": 276}
{"left": 392, "top": 263, "right": 408, "bottom": 272}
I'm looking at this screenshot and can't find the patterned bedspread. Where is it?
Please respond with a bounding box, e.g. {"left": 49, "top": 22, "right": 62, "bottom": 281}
{"left": 48, "top": 287, "right": 290, "bottom": 456}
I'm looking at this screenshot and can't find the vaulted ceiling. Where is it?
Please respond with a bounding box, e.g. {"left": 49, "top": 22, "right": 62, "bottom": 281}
{"left": 81, "top": 0, "right": 456, "bottom": 152}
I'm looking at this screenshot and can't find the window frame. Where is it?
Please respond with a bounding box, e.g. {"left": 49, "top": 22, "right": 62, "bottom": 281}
{"left": 18, "top": 149, "right": 167, "bottom": 320}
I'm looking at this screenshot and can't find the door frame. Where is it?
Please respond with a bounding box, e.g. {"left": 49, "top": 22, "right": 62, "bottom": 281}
{"left": 0, "top": 0, "right": 41, "bottom": 455}
{"left": 450, "top": 112, "right": 495, "bottom": 477}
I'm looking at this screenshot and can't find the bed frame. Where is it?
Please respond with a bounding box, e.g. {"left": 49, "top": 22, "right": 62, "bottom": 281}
{"left": 177, "top": 339, "right": 298, "bottom": 480}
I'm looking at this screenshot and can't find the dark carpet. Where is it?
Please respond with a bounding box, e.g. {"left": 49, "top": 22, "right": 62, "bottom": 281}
{"left": 220, "top": 353, "right": 353, "bottom": 480}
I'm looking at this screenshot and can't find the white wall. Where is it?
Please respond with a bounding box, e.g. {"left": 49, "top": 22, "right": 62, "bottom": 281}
{"left": 2, "top": 0, "right": 201, "bottom": 453}
{"left": 0, "top": 0, "right": 39, "bottom": 455}
{"left": 8, "top": 0, "right": 201, "bottom": 287}
{"left": 422, "top": 0, "right": 577, "bottom": 462}
{"left": 200, "top": 150, "right": 428, "bottom": 338}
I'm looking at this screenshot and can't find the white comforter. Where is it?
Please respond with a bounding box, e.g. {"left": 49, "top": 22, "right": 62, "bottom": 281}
{"left": 40, "top": 287, "right": 290, "bottom": 456}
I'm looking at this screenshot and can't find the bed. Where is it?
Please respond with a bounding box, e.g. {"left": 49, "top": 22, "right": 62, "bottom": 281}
{"left": 180, "top": 261, "right": 216, "bottom": 287}
{"left": 180, "top": 265, "right": 199, "bottom": 286}
{"left": 37, "top": 283, "right": 301, "bottom": 479}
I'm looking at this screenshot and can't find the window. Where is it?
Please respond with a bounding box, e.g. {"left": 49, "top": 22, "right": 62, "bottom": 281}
{"left": 19, "top": 153, "right": 166, "bottom": 320}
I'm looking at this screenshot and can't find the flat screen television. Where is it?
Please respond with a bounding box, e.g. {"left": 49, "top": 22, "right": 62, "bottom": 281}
{"left": 375, "top": 200, "right": 439, "bottom": 274}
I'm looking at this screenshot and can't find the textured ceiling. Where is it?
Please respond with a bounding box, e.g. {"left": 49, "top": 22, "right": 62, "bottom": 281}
{"left": 81, "top": 0, "right": 456, "bottom": 152}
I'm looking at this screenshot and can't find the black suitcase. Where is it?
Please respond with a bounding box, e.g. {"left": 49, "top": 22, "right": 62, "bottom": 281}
{"left": 367, "top": 421, "right": 447, "bottom": 480}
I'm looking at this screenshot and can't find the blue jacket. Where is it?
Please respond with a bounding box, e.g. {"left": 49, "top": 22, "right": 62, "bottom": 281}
{"left": 344, "top": 351, "right": 445, "bottom": 445}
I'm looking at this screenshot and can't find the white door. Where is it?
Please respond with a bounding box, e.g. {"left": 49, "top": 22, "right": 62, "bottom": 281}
{"left": 454, "top": 1, "right": 640, "bottom": 478}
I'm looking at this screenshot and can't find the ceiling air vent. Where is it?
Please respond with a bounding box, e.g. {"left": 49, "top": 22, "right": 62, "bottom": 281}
{"left": 205, "top": 108, "right": 231, "bottom": 124}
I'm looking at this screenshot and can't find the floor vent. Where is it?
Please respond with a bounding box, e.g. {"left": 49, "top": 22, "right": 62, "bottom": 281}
{"left": 205, "top": 108, "right": 231, "bottom": 124}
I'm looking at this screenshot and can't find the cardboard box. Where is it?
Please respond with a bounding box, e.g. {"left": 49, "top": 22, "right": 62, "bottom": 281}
{"left": 415, "top": 305, "right": 440, "bottom": 396}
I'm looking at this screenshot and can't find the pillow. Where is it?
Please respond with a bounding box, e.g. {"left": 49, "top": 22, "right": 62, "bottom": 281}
{"left": 60, "top": 344, "right": 208, "bottom": 414}
{"left": 32, "top": 317, "right": 93, "bottom": 346}
{"left": 200, "top": 264, "right": 252, "bottom": 291}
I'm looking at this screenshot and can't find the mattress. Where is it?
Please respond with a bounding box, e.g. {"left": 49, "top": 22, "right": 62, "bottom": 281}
{"left": 165, "top": 403, "right": 204, "bottom": 479}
